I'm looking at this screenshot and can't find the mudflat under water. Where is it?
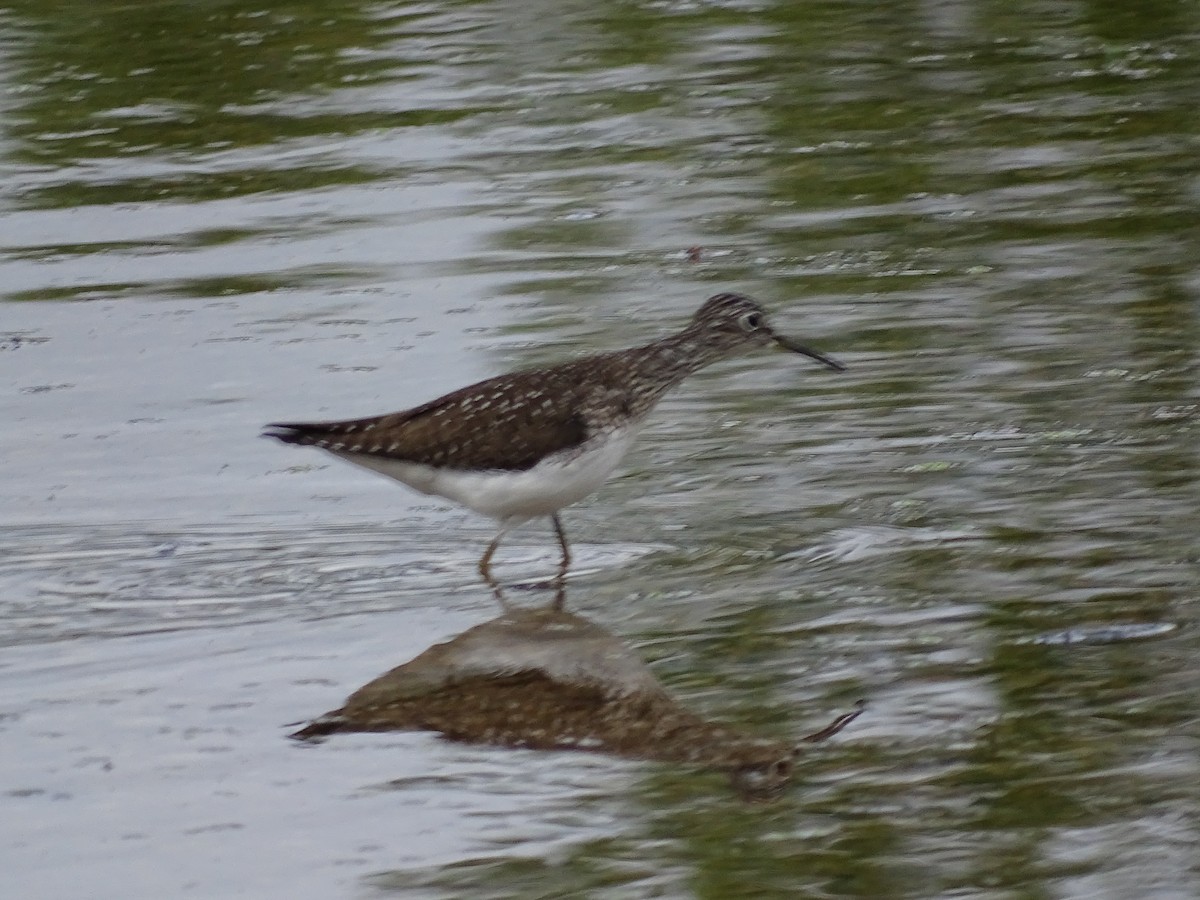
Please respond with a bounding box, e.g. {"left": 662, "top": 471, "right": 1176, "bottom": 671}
{"left": 1, "top": 1, "right": 1197, "bottom": 897}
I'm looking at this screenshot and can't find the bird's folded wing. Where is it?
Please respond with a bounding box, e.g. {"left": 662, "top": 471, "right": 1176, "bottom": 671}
{"left": 264, "top": 369, "right": 594, "bottom": 471}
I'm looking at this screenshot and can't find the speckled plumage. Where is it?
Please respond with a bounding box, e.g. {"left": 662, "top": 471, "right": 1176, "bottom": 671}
{"left": 264, "top": 292, "right": 843, "bottom": 608}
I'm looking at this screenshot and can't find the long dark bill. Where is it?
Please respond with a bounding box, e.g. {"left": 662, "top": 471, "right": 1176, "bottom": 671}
{"left": 774, "top": 334, "right": 846, "bottom": 372}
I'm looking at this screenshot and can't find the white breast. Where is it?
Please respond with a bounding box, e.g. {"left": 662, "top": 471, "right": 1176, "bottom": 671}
{"left": 329, "top": 426, "right": 641, "bottom": 524}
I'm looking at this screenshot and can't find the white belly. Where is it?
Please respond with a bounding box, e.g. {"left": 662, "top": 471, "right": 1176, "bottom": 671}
{"left": 330, "top": 428, "right": 639, "bottom": 524}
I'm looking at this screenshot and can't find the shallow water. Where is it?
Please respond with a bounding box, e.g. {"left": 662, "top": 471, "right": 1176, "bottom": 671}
{"left": 2, "top": 0, "right": 1198, "bottom": 897}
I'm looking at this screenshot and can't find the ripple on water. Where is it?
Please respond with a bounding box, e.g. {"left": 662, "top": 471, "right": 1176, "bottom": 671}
{"left": 0, "top": 522, "right": 659, "bottom": 647}
{"left": 788, "top": 524, "right": 981, "bottom": 566}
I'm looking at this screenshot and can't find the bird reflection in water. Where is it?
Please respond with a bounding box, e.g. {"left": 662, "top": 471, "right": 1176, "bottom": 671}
{"left": 292, "top": 604, "right": 863, "bottom": 802}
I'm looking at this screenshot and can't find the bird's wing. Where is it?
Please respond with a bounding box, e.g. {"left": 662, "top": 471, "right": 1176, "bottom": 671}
{"left": 263, "top": 368, "right": 592, "bottom": 471}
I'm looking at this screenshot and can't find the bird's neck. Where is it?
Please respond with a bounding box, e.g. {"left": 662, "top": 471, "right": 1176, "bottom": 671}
{"left": 645, "top": 325, "right": 729, "bottom": 372}
{"left": 619, "top": 326, "right": 730, "bottom": 416}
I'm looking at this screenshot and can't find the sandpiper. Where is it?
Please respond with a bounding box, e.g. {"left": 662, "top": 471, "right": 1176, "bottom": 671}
{"left": 264, "top": 292, "right": 844, "bottom": 608}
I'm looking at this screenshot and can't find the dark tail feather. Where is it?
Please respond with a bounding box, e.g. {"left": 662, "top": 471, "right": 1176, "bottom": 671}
{"left": 262, "top": 421, "right": 354, "bottom": 447}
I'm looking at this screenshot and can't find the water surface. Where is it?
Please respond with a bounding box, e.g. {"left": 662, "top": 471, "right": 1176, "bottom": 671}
{"left": 1, "top": 1, "right": 1197, "bottom": 897}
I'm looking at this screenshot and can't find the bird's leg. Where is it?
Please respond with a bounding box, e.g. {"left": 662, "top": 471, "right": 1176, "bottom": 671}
{"left": 551, "top": 513, "right": 570, "bottom": 611}
{"left": 479, "top": 527, "right": 512, "bottom": 611}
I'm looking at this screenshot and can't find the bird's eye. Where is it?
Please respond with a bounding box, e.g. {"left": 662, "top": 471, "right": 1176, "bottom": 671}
{"left": 739, "top": 312, "right": 763, "bottom": 331}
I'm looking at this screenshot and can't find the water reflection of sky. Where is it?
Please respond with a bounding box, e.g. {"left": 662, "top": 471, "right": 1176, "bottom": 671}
{"left": 1, "top": 0, "right": 1198, "bottom": 897}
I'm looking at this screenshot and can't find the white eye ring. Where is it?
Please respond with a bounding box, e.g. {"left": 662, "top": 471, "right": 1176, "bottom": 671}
{"left": 738, "top": 311, "right": 763, "bottom": 331}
